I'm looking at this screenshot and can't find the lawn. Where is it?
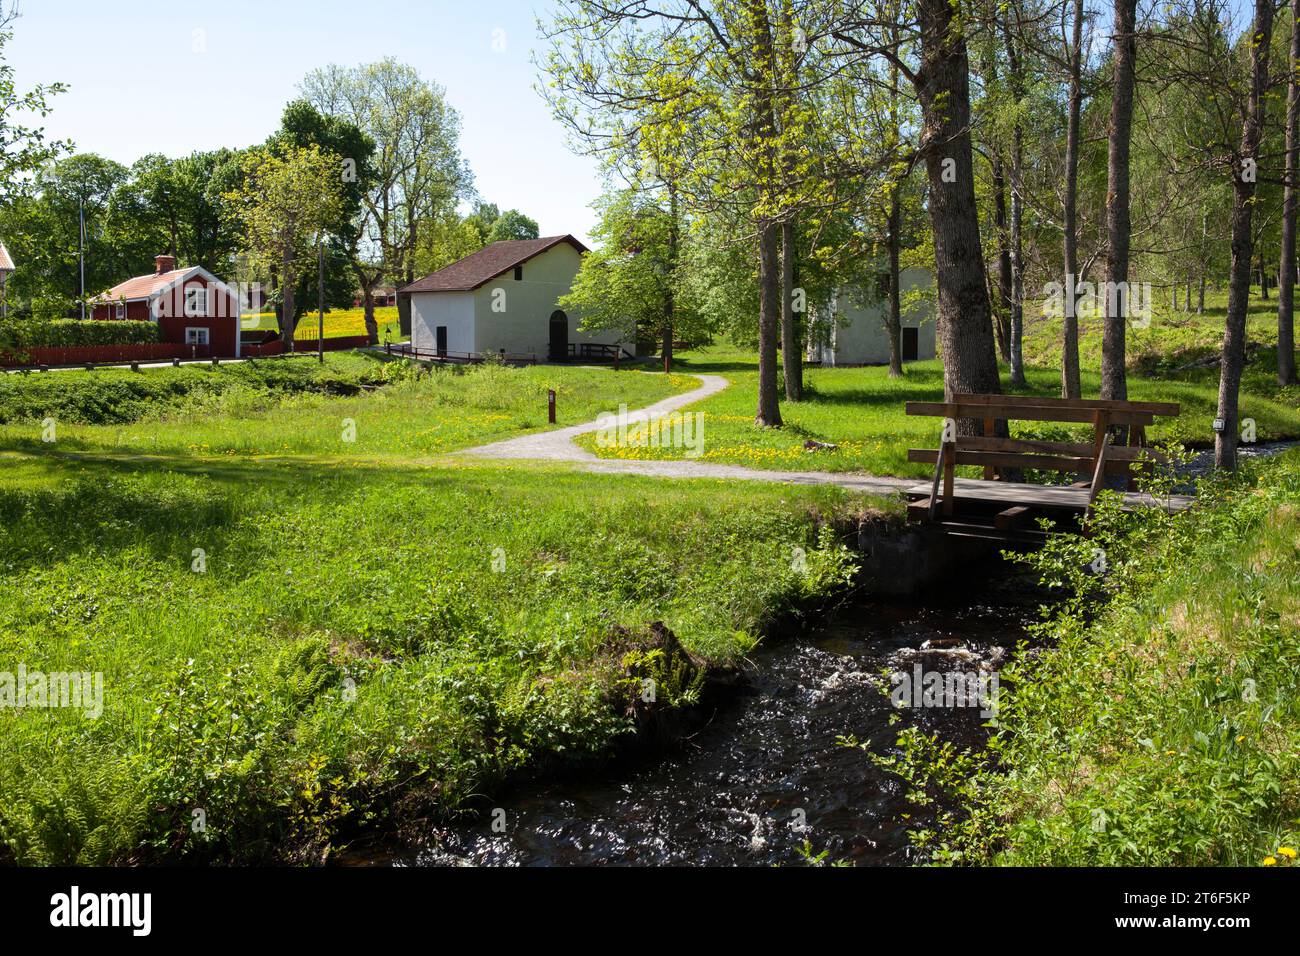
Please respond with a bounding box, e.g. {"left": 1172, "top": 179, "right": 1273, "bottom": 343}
{"left": 0, "top": 352, "right": 699, "bottom": 458}
{"left": 244, "top": 306, "right": 404, "bottom": 342}
{"left": 576, "top": 287, "right": 1300, "bottom": 477}
{"left": 0, "top": 354, "right": 881, "bottom": 864}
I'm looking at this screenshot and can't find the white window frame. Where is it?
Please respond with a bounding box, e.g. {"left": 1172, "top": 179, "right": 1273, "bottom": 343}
{"left": 115, "top": 302, "right": 126, "bottom": 320}
{"left": 184, "top": 286, "right": 208, "bottom": 317}
{"left": 185, "top": 327, "right": 210, "bottom": 346}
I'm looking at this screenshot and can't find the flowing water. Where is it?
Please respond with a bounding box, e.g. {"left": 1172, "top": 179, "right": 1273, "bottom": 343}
{"left": 382, "top": 571, "right": 1042, "bottom": 867}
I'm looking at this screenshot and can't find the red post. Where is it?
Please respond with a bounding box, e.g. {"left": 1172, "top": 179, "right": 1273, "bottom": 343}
{"left": 548, "top": 389, "right": 556, "bottom": 424}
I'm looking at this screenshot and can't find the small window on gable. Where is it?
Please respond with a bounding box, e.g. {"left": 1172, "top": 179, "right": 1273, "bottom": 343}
{"left": 513, "top": 266, "right": 523, "bottom": 281}
{"left": 115, "top": 303, "right": 126, "bottom": 320}
{"left": 184, "top": 286, "right": 208, "bottom": 317}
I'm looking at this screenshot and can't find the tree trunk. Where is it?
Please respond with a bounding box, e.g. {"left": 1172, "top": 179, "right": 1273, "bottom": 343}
{"left": 1198, "top": 272, "right": 1206, "bottom": 313}
{"left": 1216, "top": 0, "right": 1274, "bottom": 470}
{"left": 363, "top": 292, "right": 378, "bottom": 345}
{"left": 663, "top": 182, "right": 679, "bottom": 373}
{"left": 1281, "top": 0, "right": 1299, "bottom": 386}
{"left": 991, "top": 146, "right": 1013, "bottom": 362}
{"left": 780, "top": 220, "right": 802, "bottom": 400}
{"left": 886, "top": 184, "right": 905, "bottom": 377}
{"left": 1061, "top": 0, "right": 1084, "bottom": 399}
{"left": 1102, "top": 0, "right": 1138, "bottom": 402}
{"left": 915, "top": 0, "right": 1003, "bottom": 416}
{"left": 757, "top": 220, "right": 784, "bottom": 426}
{"left": 281, "top": 259, "right": 297, "bottom": 349}
{"left": 1002, "top": 11, "right": 1027, "bottom": 388}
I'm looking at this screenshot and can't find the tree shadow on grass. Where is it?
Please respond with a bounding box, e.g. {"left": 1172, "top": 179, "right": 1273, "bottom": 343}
{"left": 0, "top": 447, "right": 475, "bottom": 572}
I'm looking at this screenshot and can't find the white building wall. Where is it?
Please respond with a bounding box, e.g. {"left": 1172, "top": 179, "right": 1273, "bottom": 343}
{"left": 410, "top": 291, "right": 475, "bottom": 353}
{"left": 809, "top": 267, "right": 936, "bottom": 366}
{"left": 471, "top": 243, "right": 632, "bottom": 360}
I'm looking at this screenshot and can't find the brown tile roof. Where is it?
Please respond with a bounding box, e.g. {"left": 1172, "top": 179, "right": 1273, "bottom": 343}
{"left": 0, "top": 242, "right": 13, "bottom": 272}
{"left": 401, "top": 235, "right": 588, "bottom": 294}
{"left": 94, "top": 267, "right": 198, "bottom": 302}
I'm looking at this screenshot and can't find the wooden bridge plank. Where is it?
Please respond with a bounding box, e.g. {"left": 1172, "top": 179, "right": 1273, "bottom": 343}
{"left": 906, "top": 401, "right": 1156, "bottom": 427}
{"left": 903, "top": 477, "right": 1194, "bottom": 512}
{"left": 950, "top": 392, "right": 1180, "bottom": 417}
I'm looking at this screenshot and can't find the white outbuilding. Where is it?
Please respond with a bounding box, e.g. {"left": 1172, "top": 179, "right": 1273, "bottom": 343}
{"left": 807, "top": 266, "right": 936, "bottom": 367}
{"left": 401, "top": 235, "right": 633, "bottom": 362}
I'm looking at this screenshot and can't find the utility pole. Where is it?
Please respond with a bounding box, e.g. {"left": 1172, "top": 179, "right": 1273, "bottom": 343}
{"left": 78, "top": 197, "right": 86, "bottom": 320}
{"left": 317, "top": 240, "right": 325, "bottom": 364}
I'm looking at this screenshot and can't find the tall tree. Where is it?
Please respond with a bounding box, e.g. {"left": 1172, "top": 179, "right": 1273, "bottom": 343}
{"left": 1101, "top": 0, "right": 1138, "bottom": 403}
{"left": 1216, "top": 0, "right": 1276, "bottom": 469}
{"left": 1061, "top": 0, "right": 1086, "bottom": 398}
{"left": 227, "top": 145, "right": 345, "bottom": 346}
{"left": 837, "top": 0, "right": 1004, "bottom": 411}
{"left": 1000, "top": 3, "right": 1028, "bottom": 387}
{"left": 300, "top": 60, "right": 471, "bottom": 344}
{"left": 559, "top": 186, "right": 705, "bottom": 362}
{"left": 1279, "top": 0, "right": 1299, "bottom": 387}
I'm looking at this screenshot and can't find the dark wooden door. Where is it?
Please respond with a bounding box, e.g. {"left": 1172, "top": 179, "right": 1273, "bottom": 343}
{"left": 902, "top": 326, "right": 919, "bottom": 362}
{"left": 435, "top": 326, "right": 447, "bottom": 357}
{"left": 549, "top": 310, "right": 568, "bottom": 361}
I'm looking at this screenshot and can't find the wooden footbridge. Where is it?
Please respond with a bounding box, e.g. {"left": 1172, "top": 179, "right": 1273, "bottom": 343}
{"left": 904, "top": 393, "right": 1195, "bottom": 545}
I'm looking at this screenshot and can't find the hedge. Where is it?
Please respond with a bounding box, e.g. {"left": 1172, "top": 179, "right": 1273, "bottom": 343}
{"left": 0, "top": 319, "right": 161, "bottom": 350}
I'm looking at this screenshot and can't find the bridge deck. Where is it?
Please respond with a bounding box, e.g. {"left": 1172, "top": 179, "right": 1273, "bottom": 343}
{"left": 903, "top": 477, "right": 1194, "bottom": 513}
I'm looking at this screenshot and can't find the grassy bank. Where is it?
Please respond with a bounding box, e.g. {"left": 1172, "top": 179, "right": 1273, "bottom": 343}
{"left": 0, "top": 353, "right": 697, "bottom": 457}
{"left": 0, "top": 358, "right": 882, "bottom": 864}
{"left": 884, "top": 450, "right": 1300, "bottom": 866}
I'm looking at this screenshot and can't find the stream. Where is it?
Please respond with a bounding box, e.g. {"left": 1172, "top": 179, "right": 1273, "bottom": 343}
{"left": 380, "top": 567, "right": 1042, "bottom": 867}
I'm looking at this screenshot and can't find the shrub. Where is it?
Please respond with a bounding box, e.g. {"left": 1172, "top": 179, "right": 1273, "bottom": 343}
{"left": 0, "top": 318, "right": 161, "bottom": 351}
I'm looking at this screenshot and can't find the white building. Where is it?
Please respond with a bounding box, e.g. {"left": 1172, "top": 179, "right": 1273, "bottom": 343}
{"left": 807, "top": 267, "right": 936, "bottom": 367}
{"left": 402, "top": 235, "right": 633, "bottom": 362}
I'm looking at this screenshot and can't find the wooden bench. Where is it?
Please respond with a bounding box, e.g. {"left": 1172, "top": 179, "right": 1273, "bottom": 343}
{"left": 903, "top": 393, "right": 1185, "bottom": 537}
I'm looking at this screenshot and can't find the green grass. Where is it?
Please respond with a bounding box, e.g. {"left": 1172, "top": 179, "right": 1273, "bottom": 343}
{"left": 0, "top": 352, "right": 699, "bottom": 458}
{"left": 578, "top": 288, "right": 1300, "bottom": 477}
{"left": 883, "top": 450, "right": 1300, "bottom": 866}
{"left": 0, "top": 355, "right": 881, "bottom": 864}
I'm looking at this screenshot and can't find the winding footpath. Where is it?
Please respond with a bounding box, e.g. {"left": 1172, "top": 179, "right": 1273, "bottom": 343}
{"left": 461, "top": 372, "right": 915, "bottom": 498}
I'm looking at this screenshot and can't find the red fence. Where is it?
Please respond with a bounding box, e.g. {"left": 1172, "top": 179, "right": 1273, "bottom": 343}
{"left": 2, "top": 335, "right": 375, "bottom": 368}
{"left": 1, "top": 343, "right": 191, "bottom": 367}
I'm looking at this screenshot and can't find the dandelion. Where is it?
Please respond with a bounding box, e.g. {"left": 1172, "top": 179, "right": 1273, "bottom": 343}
{"left": 1279, "top": 847, "right": 1297, "bottom": 859}
{"left": 1263, "top": 856, "right": 1277, "bottom": 866}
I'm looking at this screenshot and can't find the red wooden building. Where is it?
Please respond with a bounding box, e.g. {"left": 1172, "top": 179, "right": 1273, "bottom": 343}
{"left": 92, "top": 255, "right": 243, "bottom": 357}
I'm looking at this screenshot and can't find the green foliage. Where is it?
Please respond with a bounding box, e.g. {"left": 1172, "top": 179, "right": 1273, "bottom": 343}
{"left": 0, "top": 28, "right": 69, "bottom": 200}
{"left": 870, "top": 451, "right": 1300, "bottom": 866}
{"left": 0, "top": 318, "right": 160, "bottom": 352}
{"left": 486, "top": 209, "right": 539, "bottom": 243}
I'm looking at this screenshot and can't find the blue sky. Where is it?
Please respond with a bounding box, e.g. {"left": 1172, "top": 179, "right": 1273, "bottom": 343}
{"left": 4, "top": 0, "right": 603, "bottom": 242}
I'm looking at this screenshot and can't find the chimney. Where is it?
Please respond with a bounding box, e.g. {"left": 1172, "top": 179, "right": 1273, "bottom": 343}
{"left": 155, "top": 254, "right": 176, "bottom": 275}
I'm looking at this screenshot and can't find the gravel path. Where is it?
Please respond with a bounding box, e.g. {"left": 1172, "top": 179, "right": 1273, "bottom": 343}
{"left": 461, "top": 372, "right": 914, "bottom": 496}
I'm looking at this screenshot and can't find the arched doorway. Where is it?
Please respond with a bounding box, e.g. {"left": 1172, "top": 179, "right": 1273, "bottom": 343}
{"left": 549, "top": 310, "right": 568, "bottom": 361}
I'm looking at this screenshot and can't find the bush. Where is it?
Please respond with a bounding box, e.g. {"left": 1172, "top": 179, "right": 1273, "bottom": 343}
{"left": 0, "top": 318, "right": 161, "bottom": 351}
